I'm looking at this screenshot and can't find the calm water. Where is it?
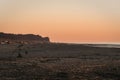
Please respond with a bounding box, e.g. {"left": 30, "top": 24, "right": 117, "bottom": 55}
{"left": 58, "top": 42, "right": 120, "bottom": 48}
{"left": 84, "top": 44, "right": 120, "bottom": 48}
{"left": 92, "top": 44, "right": 120, "bottom": 48}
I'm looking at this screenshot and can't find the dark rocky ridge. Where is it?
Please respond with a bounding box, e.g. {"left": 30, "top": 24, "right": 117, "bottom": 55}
{"left": 0, "top": 32, "right": 50, "bottom": 44}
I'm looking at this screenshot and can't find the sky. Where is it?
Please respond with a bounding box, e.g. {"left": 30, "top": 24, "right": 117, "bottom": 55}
{"left": 0, "top": 0, "right": 120, "bottom": 43}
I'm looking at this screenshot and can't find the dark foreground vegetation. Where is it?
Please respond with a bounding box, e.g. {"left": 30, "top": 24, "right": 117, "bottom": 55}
{"left": 0, "top": 43, "right": 120, "bottom": 80}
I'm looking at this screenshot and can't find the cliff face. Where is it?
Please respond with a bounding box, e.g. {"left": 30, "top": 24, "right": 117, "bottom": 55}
{"left": 0, "top": 32, "right": 50, "bottom": 44}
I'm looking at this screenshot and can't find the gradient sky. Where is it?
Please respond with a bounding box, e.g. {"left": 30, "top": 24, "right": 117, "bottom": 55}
{"left": 0, "top": 0, "right": 120, "bottom": 43}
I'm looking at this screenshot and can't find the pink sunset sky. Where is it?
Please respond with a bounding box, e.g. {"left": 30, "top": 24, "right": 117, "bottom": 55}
{"left": 0, "top": 0, "right": 120, "bottom": 43}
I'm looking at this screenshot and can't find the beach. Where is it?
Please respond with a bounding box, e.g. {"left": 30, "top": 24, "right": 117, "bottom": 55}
{"left": 0, "top": 43, "right": 120, "bottom": 80}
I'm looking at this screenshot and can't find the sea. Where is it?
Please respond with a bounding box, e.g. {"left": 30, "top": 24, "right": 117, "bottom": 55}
{"left": 83, "top": 43, "right": 120, "bottom": 48}
{"left": 66, "top": 42, "right": 120, "bottom": 48}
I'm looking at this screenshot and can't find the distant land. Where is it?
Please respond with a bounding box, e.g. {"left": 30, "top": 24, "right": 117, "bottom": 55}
{"left": 0, "top": 32, "right": 50, "bottom": 44}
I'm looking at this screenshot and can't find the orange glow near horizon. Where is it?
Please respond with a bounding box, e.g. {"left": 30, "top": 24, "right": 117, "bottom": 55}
{"left": 0, "top": 0, "right": 120, "bottom": 43}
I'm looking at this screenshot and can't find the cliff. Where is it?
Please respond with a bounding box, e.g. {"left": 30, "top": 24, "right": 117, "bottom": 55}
{"left": 0, "top": 32, "right": 50, "bottom": 44}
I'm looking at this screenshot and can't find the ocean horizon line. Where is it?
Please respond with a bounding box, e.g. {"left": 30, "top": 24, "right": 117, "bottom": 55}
{"left": 52, "top": 42, "right": 120, "bottom": 45}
